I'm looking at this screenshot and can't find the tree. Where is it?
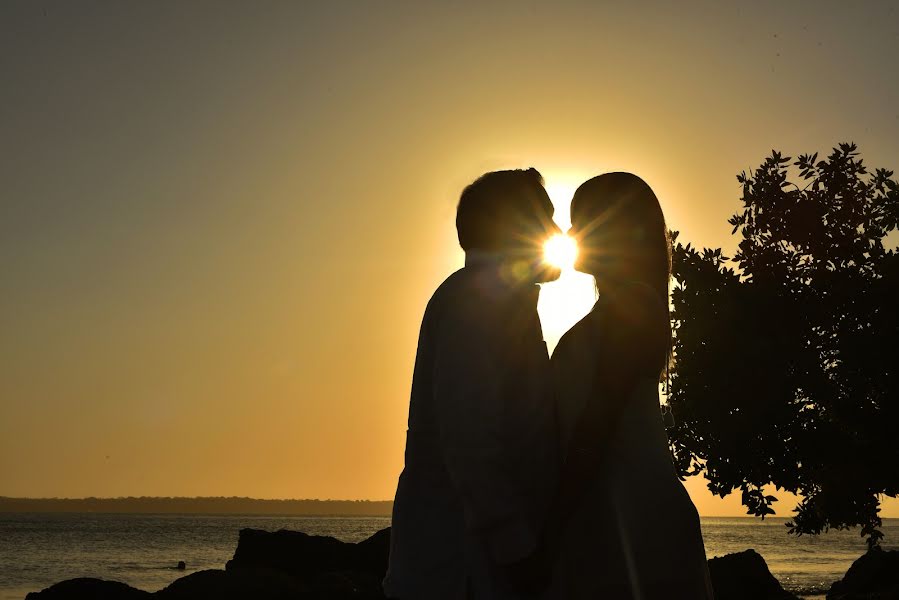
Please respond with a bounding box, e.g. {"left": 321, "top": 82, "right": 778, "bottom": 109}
{"left": 668, "top": 143, "right": 899, "bottom": 546}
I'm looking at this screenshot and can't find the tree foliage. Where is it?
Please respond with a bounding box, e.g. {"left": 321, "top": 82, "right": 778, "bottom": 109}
{"left": 668, "top": 143, "right": 899, "bottom": 546}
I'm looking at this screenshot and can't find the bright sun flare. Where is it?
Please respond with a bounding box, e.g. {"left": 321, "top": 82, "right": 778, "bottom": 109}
{"left": 543, "top": 234, "right": 578, "bottom": 270}
{"left": 537, "top": 175, "right": 598, "bottom": 354}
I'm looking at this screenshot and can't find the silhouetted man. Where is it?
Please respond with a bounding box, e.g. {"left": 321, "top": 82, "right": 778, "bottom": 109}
{"left": 384, "top": 169, "right": 560, "bottom": 600}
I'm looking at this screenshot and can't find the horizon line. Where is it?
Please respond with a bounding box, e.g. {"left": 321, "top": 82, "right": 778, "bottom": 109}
{"left": 0, "top": 495, "right": 393, "bottom": 502}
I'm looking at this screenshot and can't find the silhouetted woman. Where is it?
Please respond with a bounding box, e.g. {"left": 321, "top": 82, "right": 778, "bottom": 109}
{"left": 546, "top": 173, "right": 713, "bottom": 599}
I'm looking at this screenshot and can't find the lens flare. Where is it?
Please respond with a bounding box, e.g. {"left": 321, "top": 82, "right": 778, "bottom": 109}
{"left": 543, "top": 234, "right": 578, "bottom": 271}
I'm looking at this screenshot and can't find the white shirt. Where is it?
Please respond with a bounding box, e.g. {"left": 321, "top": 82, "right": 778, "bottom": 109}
{"left": 384, "top": 254, "right": 557, "bottom": 600}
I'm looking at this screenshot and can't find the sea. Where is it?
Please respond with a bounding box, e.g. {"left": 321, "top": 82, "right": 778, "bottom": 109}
{"left": 1, "top": 514, "right": 896, "bottom": 600}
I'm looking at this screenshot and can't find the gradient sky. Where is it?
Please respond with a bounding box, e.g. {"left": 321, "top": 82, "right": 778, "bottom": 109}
{"left": 2, "top": 1, "right": 898, "bottom": 518}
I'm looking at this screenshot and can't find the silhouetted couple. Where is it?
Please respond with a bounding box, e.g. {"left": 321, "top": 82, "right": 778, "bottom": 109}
{"left": 384, "top": 169, "right": 714, "bottom": 600}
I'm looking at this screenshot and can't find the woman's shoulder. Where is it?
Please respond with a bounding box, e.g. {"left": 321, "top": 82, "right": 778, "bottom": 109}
{"left": 596, "top": 283, "right": 669, "bottom": 374}
{"left": 601, "top": 281, "right": 665, "bottom": 312}
{"left": 597, "top": 283, "right": 667, "bottom": 335}
{"left": 553, "top": 311, "right": 600, "bottom": 363}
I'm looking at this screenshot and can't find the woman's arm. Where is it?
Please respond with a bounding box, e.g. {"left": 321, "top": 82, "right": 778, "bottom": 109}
{"left": 546, "top": 284, "right": 669, "bottom": 548}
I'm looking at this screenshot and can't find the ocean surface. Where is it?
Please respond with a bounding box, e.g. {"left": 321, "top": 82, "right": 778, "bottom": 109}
{"left": 1, "top": 514, "right": 896, "bottom": 599}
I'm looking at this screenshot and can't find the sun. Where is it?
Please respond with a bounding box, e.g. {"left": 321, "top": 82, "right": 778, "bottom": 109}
{"left": 537, "top": 173, "right": 598, "bottom": 354}
{"left": 543, "top": 234, "right": 578, "bottom": 271}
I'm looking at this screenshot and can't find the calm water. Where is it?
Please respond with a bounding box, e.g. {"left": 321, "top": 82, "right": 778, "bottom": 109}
{"left": 1, "top": 514, "right": 896, "bottom": 599}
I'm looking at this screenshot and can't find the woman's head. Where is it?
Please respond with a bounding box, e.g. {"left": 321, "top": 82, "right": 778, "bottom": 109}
{"left": 569, "top": 172, "right": 671, "bottom": 297}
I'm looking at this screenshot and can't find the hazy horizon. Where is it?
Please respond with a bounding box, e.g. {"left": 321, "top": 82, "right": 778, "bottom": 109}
{"left": 2, "top": 1, "right": 898, "bottom": 518}
{"left": 4, "top": 495, "right": 894, "bottom": 522}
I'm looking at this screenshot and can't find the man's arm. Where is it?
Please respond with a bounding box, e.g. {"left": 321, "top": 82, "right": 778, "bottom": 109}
{"left": 433, "top": 292, "right": 538, "bottom": 565}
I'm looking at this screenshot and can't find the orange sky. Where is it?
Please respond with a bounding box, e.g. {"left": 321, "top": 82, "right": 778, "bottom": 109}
{"left": 1, "top": 1, "right": 898, "bottom": 518}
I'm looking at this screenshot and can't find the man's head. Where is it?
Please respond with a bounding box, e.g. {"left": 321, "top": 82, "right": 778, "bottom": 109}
{"left": 456, "top": 168, "right": 561, "bottom": 283}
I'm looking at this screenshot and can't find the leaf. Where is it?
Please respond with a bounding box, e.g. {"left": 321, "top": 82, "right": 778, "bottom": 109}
{"left": 668, "top": 142, "right": 894, "bottom": 547}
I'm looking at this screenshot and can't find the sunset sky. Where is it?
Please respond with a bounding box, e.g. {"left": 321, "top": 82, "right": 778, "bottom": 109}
{"left": 2, "top": 1, "right": 898, "bottom": 518}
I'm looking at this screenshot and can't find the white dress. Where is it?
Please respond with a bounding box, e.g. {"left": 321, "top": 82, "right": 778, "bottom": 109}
{"left": 547, "top": 310, "right": 714, "bottom": 599}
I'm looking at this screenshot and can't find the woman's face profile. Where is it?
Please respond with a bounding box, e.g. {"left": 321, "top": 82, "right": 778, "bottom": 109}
{"left": 569, "top": 201, "right": 626, "bottom": 282}
{"left": 569, "top": 203, "right": 599, "bottom": 276}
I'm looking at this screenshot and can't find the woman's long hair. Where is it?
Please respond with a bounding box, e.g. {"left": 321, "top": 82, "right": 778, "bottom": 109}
{"left": 570, "top": 172, "right": 672, "bottom": 378}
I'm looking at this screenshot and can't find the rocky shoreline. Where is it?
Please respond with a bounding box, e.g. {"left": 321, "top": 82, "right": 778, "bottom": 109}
{"left": 25, "top": 527, "right": 899, "bottom": 599}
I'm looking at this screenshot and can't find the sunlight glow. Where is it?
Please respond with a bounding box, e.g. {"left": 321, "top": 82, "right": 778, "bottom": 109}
{"left": 538, "top": 175, "right": 599, "bottom": 354}
{"left": 543, "top": 234, "right": 578, "bottom": 271}
{"left": 544, "top": 181, "right": 578, "bottom": 229}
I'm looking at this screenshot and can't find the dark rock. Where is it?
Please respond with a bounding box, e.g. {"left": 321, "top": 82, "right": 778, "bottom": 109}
{"left": 309, "top": 570, "right": 385, "bottom": 599}
{"left": 27, "top": 528, "right": 817, "bottom": 600}
{"left": 155, "top": 568, "right": 308, "bottom": 599}
{"left": 708, "top": 549, "right": 799, "bottom": 600}
{"left": 226, "top": 527, "right": 390, "bottom": 579}
{"left": 25, "top": 577, "right": 151, "bottom": 599}
{"left": 227, "top": 529, "right": 347, "bottom": 576}
{"left": 828, "top": 547, "right": 899, "bottom": 599}
{"left": 353, "top": 527, "right": 391, "bottom": 576}
{"left": 24, "top": 528, "right": 392, "bottom": 599}
{"left": 176, "top": 561, "right": 186, "bottom": 570}
{"left": 224, "top": 527, "right": 390, "bottom": 598}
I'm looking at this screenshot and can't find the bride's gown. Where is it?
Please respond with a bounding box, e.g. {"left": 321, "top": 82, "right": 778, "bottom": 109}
{"left": 547, "top": 308, "right": 714, "bottom": 599}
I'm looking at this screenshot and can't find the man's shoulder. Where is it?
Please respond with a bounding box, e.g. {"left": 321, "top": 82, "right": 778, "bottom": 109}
{"left": 424, "top": 268, "right": 465, "bottom": 318}
{"left": 427, "top": 267, "right": 508, "bottom": 315}
{"left": 430, "top": 267, "right": 468, "bottom": 299}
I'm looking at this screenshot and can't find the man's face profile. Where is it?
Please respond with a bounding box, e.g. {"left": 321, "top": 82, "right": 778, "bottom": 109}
{"left": 507, "top": 184, "right": 561, "bottom": 284}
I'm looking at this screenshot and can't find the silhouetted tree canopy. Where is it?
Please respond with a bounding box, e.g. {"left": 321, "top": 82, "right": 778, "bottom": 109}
{"left": 668, "top": 143, "right": 899, "bottom": 546}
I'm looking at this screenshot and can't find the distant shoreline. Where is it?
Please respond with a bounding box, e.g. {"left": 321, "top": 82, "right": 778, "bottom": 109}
{"left": 0, "top": 497, "right": 393, "bottom": 516}
{"left": 3, "top": 498, "right": 896, "bottom": 521}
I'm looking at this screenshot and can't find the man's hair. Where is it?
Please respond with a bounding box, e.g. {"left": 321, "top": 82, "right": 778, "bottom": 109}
{"left": 456, "top": 168, "right": 547, "bottom": 251}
